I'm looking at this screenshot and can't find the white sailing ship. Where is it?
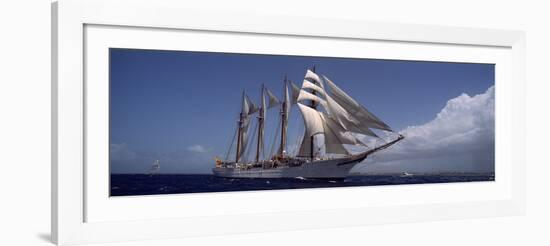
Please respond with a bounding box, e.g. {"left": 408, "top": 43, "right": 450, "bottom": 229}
{"left": 149, "top": 159, "right": 160, "bottom": 175}
{"left": 213, "top": 68, "right": 404, "bottom": 179}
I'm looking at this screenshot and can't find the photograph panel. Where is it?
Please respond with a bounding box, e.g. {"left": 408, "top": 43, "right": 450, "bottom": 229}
{"left": 109, "top": 48, "right": 495, "bottom": 196}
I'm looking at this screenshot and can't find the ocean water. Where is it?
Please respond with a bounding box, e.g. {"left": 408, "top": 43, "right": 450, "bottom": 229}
{"left": 110, "top": 173, "right": 495, "bottom": 196}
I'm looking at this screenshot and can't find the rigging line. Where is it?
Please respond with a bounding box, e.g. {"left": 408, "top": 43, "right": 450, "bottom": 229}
{"left": 287, "top": 112, "right": 296, "bottom": 150}
{"left": 224, "top": 126, "right": 238, "bottom": 160}
{"left": 264, "top": 109, "right": 279, "bottom": 160}
{"left": 292, "top": 119, "right": 304, "bottom": 157}
{"left": 288, "top": 109, "right": 302, "bottom": 156}
{"left": 372, "top": 134, "right": 391, "bottom": 150}
{"left": 242, "top": 120, "right": 253, "bottom": 162}
{"left": 240, "top": 120, "right": 250, "bottom": 162}
{"left": 264, "top": 113, "right": 274, "bottom": 159}
{"left": 261, "top": 114, "right": 267, "bottom": 161}
{"left": 229, "top": 97, "right": 244, "bottom": 161}
{"left": 243, "top": 119, "right": 258, "bottom": 163}
{"left": 352, "top": 132, "right": 371, "bottom": 150}
{"left": 263, "top": 117, "right": 271, "bottom": 160}
{"left": 268, "top": 114, "right": 281, "bottom": 159}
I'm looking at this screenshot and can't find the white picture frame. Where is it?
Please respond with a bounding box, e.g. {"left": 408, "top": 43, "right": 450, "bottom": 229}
{"left": 52, "top": 0, "right": 526, "bottom": 245}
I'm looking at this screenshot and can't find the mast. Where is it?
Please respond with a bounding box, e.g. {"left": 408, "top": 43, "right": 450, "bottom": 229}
{"left": 255, "top": 84, "right": 266, "bottom": 162}
{"left": 279, "top": 76, "right": 288, "bottom": 157}
{"left": 310, "top": 65, "right": 316, "bottom": 160}
{"left": 235, "top": 91, "right": 245, "bottom": 163}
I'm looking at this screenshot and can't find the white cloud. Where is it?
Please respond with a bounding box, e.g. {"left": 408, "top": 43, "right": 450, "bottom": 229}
{"left": 187, "top": 144, "right": 207, "bottom": 153}
{"left": 110, "top": 143, "right": 137, "bottom": 161}
{"left": 360, "top": 86, "right": 495, "bottom": 173}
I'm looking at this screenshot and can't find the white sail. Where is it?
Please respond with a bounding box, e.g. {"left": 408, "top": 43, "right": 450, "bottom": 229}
{"left": 278, "top": 80, "right": 291, "bottom": 156}
{"left": 297, "top": 103, "right": 367, "bottom": 156}
{"left": 243, "top": 94, "right": 259, "bottom": 116}
{"left": 325, "top": 93, "right": 379, "bottom": 137}
{"left": 323, "top": 75, "right": 392, "bottom": 131}
{"left": 238, "top": 112, "right": 252, "bottom": 159}
{"left": 237, "top": 92, "right": 257, "bottom": 160}
{"left": 283, "top": 81, "right": 291, "bottom": 121}
{"left": 297, "top": 89, "right": 328, "bottom": 110}
{"left": 299, "top": 72, "right": 378, "bottom": 138}
{"left": 297, "top": 134, "right": 314, "bottom": 158}
{"left": 325, "top": 94, "right": 358, "bottom": 125}
{"left": 256, "top": 86, "right": 267, "bottom": 161}
{"left": 320, "top": 114, "right": 350, "bottom": 155}
{"left": 265, "top": 88, "right": 280, "bottom": 109}
{"left": 260, "top": 87, "right": 267, "bottom": 120}
{"left": 305, "top": 69, "right": 321, "bottom": 84}
{"left": 242, "top": 94, "right": 250, "bottom": 115}
{"left": 297, "top": 103, "right": 324, "bottom": 137}
{"left": 296, "top": 103, "right": 325, "bottom": 158}
{"left": 295, "top": 70, "right": 385, "bottom": 157}
{"left": 290, "top": 81, "right": 301, "bottom": 104}
{"left": 302, "top": 70, "right": 324, "bottom": 110}
{"left": 301, "top": 80, "right": 325, "bottom": 96}
{"left": 321, "top": 113, "right": 363, "bottom": 146}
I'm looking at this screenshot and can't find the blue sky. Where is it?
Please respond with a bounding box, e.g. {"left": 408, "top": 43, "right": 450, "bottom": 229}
{"left": 109, "top": 48, "right": 494, "bottom": 174}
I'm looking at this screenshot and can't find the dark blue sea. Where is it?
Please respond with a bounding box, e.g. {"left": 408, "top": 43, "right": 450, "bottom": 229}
{"left": 110, "top": 173, "right": 495, "bottom": 196}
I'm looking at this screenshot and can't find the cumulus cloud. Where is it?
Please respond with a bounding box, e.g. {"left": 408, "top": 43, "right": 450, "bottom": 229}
{"left": 359, "top": 86, "right": 495, "bottom": 173}
{"left": 187, "top": 144, "right": 207, "bottom": 153}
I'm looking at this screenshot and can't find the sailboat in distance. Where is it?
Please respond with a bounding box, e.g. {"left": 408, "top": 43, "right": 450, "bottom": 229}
{"left": 149, "top": 159, "right": 160, "bottom": 176}
{"left": 213, "top": 68, "right": 404, "bottom": 179}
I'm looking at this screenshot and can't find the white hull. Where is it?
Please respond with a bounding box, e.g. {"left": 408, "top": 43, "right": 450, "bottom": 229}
{"left": 213, "top": 154, "right": 367, "bottom": 179}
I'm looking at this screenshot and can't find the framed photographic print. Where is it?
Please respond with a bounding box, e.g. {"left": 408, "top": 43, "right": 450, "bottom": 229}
{"left": 52, "top": 0, "right": 525, "bottom": 245}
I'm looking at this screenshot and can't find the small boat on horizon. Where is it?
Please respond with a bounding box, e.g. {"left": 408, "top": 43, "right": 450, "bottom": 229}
{"left": 400, "top": 172, "right": 414, "bottom": 177}
{"left": 148, "top": 159, "right": 160, "bottom": 176}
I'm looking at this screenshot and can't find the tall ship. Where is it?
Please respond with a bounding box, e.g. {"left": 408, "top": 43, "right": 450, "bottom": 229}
{"left": 213, "top": 68, "right": 404, "bottom": 179}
